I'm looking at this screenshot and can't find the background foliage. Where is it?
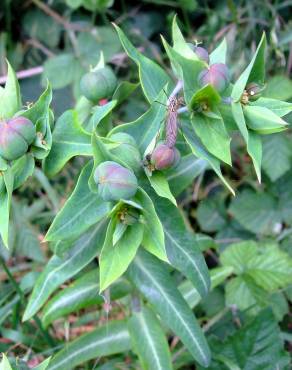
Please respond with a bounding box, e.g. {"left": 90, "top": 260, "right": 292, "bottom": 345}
{"left": 0, "top": 0, "right": 291, "bottom": 369}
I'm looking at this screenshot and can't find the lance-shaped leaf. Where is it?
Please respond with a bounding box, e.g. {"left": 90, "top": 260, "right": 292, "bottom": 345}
{"left": 99, "top": 219, "right": 144, "bottom": 292}
{"left": 42, "top": 270, "right": 131, "bottom": 327}
{"left": 167, "top": 155, "right": 208, "bottom": 196}
{"left": 190, "top": 84, "right": 221, "bottom": 111}
{"left": 156, "top": 196, "right": 210, "bottom": 297}
{"left": 232, "top": 33, "right": 266, "bottom": 102}
{"left": 210, "top": 38, "right": 227, "bottom": 64}
{"left": 22, "top": 82, "right": 53, "bottom": 159}
{"left": 172, "top": 15, "right": 199, "bottom": 60}
{"left": 231, "top": 103, "right": 262, "bottom": 181}
{"left": 109, "top": 89, "right": 167, "bottom": 153}
{"left": 45, "top": 161, "right": 110, "bottom": 242}
{"left": 34, "top": 358, "right": 51, "bottom": 370}
{"left": 243, "top": 105, "right": 288, "bottom": 134}
{"left": 191, "top": 112, "right": 231, "bottom": 165}
{"left": 148, "top": 172, "right": 177, "bottom": 206}
{"left": 250, "top": 97, "right": 292, "bottom": 117}
{"left": 12, "top": 154, "right": 35, "bottom": 190}
{"left": 112, "top": 81, "right": 139, "bottom": 106}
{"left": 86, "top": 100, "right": 117, "bottom": 132}
{"left": 0, "top": 353, "right": 13, "bottom": 370}
{"left": 0, "top": 61, "right": 21, "bottom": 118}
{"left": 43, "top": 110, "right": 92, "bottom": 177}
{"left": 114, "top": 24, "right": 170, "bottom": 103}
{"left": 23, "top": 220, "right": 108, "bottom": 321}
{"left": 128, "top": 306, "right": 172, "bottom": 370}
{"left": 0, "top": 167, "right": 14, "bottom": 247}
{"left": 162, "top": 36, "right": 205, "bottom": 104}
{"left": 183, "top": 126, "right": 234, "bottom": 195}
{"left": 47, "top": 320, "right": 131, "bottom": 370}
{"left": 133, "top": 188, "right": 167, "bottom": 261}
{"left": 128, "top": 250, "right": 211, "bottom": 367}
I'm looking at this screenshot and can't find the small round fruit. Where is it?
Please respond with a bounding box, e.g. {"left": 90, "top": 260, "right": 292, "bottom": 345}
{"left": 151, "top": 143, "right": 178, "bottom": 170}
{"left": 0, "top": 117, "right": 36, "bottom": 161}
{"left": 80, "top": 67, "right": 117, "bottom": 103}
{"left": 198, "top": 63, "right": 230, "bottom": 93}
{"left": 109, "top": 133, "right": 141, "bottom": 173}
{"left": 94, "top": 161, "right": 138, "bottom": 201}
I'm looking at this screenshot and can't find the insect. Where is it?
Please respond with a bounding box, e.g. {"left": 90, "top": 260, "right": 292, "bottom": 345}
{"left": 165, "top": 95, "right": 184, "bottom": 148}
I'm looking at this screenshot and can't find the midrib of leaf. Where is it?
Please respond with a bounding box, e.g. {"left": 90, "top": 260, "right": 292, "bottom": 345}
{"left": 167, "top": 158, "right": 207, "bottom": 180}
{"left": 47, "top": 193, "right": 101, "bottom": 238}
{"left": 137, "top": 313, "right": 164, "bottom": 370}
{"left": 44, "top": 283, "right": 99, "bottom": 318}
{"left": 164, "top": 229, "right": 209, "bottom": 294}
{"left": 48, "top": 330, "right": 129, "bottom": 370}
{"left": 24, "top": 222, "right": 105, "bottom": 319}
{"left": 135, "top": 256, "right": 208, "bottom": 364}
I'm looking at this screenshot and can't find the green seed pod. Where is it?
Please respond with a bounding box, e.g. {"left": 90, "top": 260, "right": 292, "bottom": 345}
{"left": 80, "top": 67, "right": 117, "bottom": 103}
{"left": 0, "top": 117, "right": 36, "bottom": 161}
{"left": 109, "top": 133, "right": 142, "bottom": 173}
{"left": 94, "top": 161, "right": 138, "bottom": 201}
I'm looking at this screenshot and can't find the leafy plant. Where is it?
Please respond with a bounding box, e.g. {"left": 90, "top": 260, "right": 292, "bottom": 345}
{"left": 0, "top": 5, "right": 291, "bottom": 370}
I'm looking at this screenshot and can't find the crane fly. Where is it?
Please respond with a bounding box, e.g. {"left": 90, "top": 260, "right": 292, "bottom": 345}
{"left": 165, "top": 95, "right": 184, "bottom": 148}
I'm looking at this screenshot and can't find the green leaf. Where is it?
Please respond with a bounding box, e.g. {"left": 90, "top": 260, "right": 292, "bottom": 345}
{"left": 148, "top": 172, "right": 177, "bottom": 206}
{"left": 114, "top": 24, "right": 170, "bottom": 103}
{"left": 209, "top": 38, "right": 227, "bottom": 64}
{"left": 42, "top": 270, "right": 131, "bottom": 327}
{"left": 262, "top": 134, "right": 292, "bottom": 181}
{"left": 42, "top": 53, "right": 80, "bottom": 89}
{"left": 99, "top": 219, "right": 144, "bottom": 292}
{"left": 0, "top": 354, "right": 13, "bottom": 370}
{"left": 172, "top": 15, "right": 199, "bottom": 60}
{"left": 0, "top": 167, "right": 14, "bottom": 247}
{"left": 43, "top": 110, "right": 92, "bottom": 177}
{"left": 232, "top": 33, "right": 266, "bottom": 101}
{"left": 12, "top": 154, "right": 35, "bottom": 190}
{"left": 190, "top": 84, "right": 221, "bottom": 110}
{"left": 221, "top": 240, "right": 258, "bottom": 274}
{"left": 162, "top": 37, "right": 204, "bottom": 104}
{"left": 109, "top": 89, "right": 167, "bottom": 153}
{"left": 0, "top": 61, "right": 21, "bottom": 118}
{"left": 243, "top": 105, "right": 288, "bottom": 135}
{"left": 229, "top": 189, "right": 278, "bottom": 235}
{"left": 23, "top": 221, "right": 108, "bottom": 321}
{"left": 167, "top": 155, "right": 208, "bottom": 196}
{"left": 251, "top": 97, "right": 292, "bottom": 117}
{"left": 45, "top": 161, "right": 110, "bottom": 242}
{"left": 87, "top": 100, "right": 117, "bottom": 133}
{"left": 231, "top": 103, "right": 262, "bottom": 181}
{"left": 133, "top": 188, "right": 167, "bottom": 261}
{"left": 263, "top": 75, "right": 292, "bottom": 100}
{"left": 128, "top": 250, "right": 211, "bottom": 367}
{"left": 112, "top": 81, "right": 139, "bottom": 106}
{"left": 47, "top": 321, "right": 131, "bottom": 370}
{"left": 156, "top": 196, "right": 210, "bottom": 298}
{"left": 128, "top": 306, "right": 172, "bottom": 370}
{"left": 191, "top": 112, "right": 231, "bottom": 165}
{"left": 197, "top": 197, "right": 227, "bottom": 233}
{"left": 22, "top": 82, "right": 53, "bottom": 159}
{"left": 208, "top": 310, "right": 290, "bottom": 370}
{"left": 183, "top": 126, "right": 234, "bottom": 194}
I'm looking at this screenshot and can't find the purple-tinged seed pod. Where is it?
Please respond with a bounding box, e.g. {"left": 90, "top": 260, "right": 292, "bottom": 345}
{"left": 0, "top": 117, "right": 36, "bottom": 161}
{"left": 94, "top": 161, "right": 138, "bottom": 201}
{"left": 151, "top": 143, "right": 179, "bottom": 170}
{"left": 198, "top": 63, "right": 230, "bottom": 93}
{"left": 194, "top": 46, "right": 209, "bottom": 64}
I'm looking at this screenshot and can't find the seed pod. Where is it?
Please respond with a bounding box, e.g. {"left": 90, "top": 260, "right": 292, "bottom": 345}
{"left": 109, "top": 133, "right": 142, "bottom": 172}
{"left": 80, "top": 67, "right": 117, "bottom": 103}
{"left": 151, "top": 143, "right": 180, "bottom": 170}
{"left": 94, "top": 161, "right": 138, "bottom": 201}
{"left": 245, "top": 82, "right": 264, "bottom": 101}
{"left": 0, "top": 117, "right": 36, "bottom": 161}
{"left": 194, "top": 46, "right": 209, "bottom": 63}
{"left": 198, "top": 63, "right": 230, "bottom": 93}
